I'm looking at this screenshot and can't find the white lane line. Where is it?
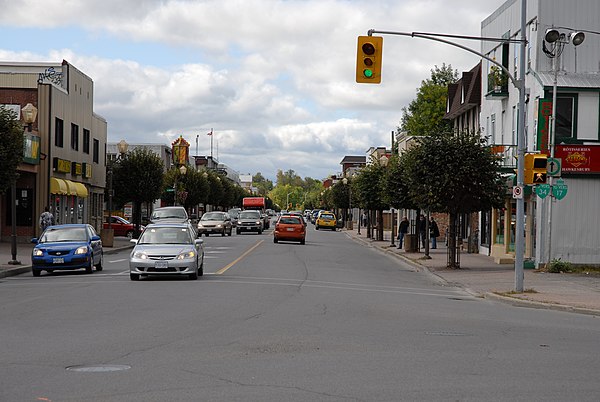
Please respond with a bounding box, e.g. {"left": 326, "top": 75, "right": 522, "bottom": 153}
{"left": 109, "top": 258, "right": 128, "bottom": 263}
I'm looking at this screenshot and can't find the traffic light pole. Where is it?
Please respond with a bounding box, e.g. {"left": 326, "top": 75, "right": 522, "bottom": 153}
{"left": 368, "top": 0, "right": 528, "bottom": 291}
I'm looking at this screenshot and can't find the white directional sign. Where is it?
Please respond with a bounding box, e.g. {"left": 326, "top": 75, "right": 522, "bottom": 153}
{"left": 547, "top": 157, "right": 562, "bottom": 177}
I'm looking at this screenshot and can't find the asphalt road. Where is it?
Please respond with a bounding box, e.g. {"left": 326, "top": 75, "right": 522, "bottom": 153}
{"left": 1, "top": 223, "right": 599, "bottom": 401}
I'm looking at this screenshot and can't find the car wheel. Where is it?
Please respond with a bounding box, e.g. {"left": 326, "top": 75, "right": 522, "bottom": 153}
{"left": 315, "top": 225, "right": 319, "bottom": 230}
{"left": 130, "top": 273, "right": 140, "bottom": 281}
{"left": 32, "top": 268, "right": 41, "bottom": 277}
{"left": 95, "top": 252, "right": 104, "bottom": 271}
{"left": 258, "top": 229, "right": 262, "bottom": 234}
{"left": 274, "top": 237, "right": 278, "bottom": 243}
{"left": 221, "top": 230, "right": 225, "bottom": 237}
{"left": 236, "top": 229, "right": 241, "bottom": 235}
{"left": 198, "top": 260, "right": 204, "bottom": 277}
{"left": 85, "top": 259, "right": 93, "bottom": 274}
{"left": 189, "top": 270, "right": 198, "bottom": 280}
{"left": 300, "top": 239, "right": 305, "bottom": 245}
{"left": 228, "top": 229, "right": 232, "bottom": 236}
{"left": 126, "top": 230, "right": 133, "bottom": 239}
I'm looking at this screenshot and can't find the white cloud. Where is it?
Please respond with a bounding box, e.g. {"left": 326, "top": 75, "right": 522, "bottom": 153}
{"left": 0, "top": 0, "right": 507, "bottom": 180}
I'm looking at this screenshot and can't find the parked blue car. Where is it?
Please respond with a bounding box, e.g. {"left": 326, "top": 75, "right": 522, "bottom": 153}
{"left": 31, "top": 224, "right": 103, "bottom": 277}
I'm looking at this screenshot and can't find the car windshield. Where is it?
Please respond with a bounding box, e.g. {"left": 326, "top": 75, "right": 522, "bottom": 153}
{"left": 151, "top": 209, "right": 187, "bottom": 220}
{"left": 138, "top": 227, "right": 192, "bottom": 244}
{"left": 239, "top": 211, "right": 260, "bottom": 219}
{"left": 202, "top": 212, "right": 225, "bottom": 221}
{"left": 41, "top": 227, "right": 87, "bottom": 242}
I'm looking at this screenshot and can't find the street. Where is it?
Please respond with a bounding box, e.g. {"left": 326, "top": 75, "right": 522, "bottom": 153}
{"left": 1, "top": 225, "right": 599, "bottom": 401}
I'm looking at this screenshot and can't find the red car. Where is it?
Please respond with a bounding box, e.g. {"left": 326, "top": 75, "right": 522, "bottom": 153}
{"left": 274, "top": 215, "right": 306, "bottom": 245}
{"left": 103, "top": 216, "right": 142, "bottom": 238}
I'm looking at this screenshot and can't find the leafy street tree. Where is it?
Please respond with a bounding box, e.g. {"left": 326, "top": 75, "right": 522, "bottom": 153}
{"left": 252, "top": 172, "right": 273, "bottom": 196}
{"left": 400, "top": 130, "right": 505, "bottom": 268}
{"left": 331, "top": 179, "right": 350, "bottom": 221}
{"left": 352, "top": 159, "right": 388, "bottom": 240}
{"left": 0, "top": 107, "right": 24, "bottom": 195}
{"left": 398, "top": 64, "right": 457, "bottom": 138}
{"left": 112, "top": 147, "right": 164, "bottom": 235}
{"left": 163, "top": 167, "right": 210, "bottom": 211}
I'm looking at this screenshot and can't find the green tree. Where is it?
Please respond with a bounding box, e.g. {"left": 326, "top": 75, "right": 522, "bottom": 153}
{"left": 0, "top": 107, "right": 24, "bottom": 195}
{"left": 400, "top": 130, "right": 505, "bottom": 267}
{"left": 352, "top": 159, "right": 388, "bottom": 240}
{"left": 398, "top": 64, "right": 457, "bottom": 137}
{"left": 163, "top": 167, "right": 210, "bottom": 210}
{"left": 112, "top": 147, "right": 164, "bottom": 234}
{"left": 252, "top": 172, "right": 273, "bottom": 196}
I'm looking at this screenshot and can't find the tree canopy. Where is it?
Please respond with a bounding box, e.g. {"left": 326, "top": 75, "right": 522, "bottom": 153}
{"left": 0, "top": 107, "right": 24, "bottom": 194}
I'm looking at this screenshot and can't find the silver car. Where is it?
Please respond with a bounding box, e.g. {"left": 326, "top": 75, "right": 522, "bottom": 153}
{"left": 197, "top": 211, "right": 233, "bottom": 236}
{"left": 129, "top": 223, "right": 204, "bottom": 281}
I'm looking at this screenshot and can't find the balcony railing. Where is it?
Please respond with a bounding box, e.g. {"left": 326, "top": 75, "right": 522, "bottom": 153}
{"left": 486, "top": 71, "right": 509, "bottom": 99}
{"left": 490, "top": 144, "right": 517, "bottom": 170}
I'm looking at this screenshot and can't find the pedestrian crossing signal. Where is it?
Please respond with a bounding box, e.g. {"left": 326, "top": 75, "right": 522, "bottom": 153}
{"left": 524, "top": 153, "right": 547, "bottom": 184}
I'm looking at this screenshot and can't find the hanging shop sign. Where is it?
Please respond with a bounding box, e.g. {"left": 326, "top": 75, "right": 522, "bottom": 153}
{"left": 555, "top": 145, "right": 600, "bottom": 174}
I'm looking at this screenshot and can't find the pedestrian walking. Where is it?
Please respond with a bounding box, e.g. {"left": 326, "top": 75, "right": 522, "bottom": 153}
{"left": 361, "top": 212, "right": 368, "bottom": 227}
{"left": 418, "top": 214, "right": 427, "bottom": 249}
{"left": 39, "top": 206, "right": 55, "bottom": 233}
{"left": 429, "top": 216, "right": 440, "bottom": 249}
{"left": 396, "top": 216, "right": 409, "bottom": 249}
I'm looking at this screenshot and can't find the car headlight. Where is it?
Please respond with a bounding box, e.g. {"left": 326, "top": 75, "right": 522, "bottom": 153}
{"left": 197, "top": 223, "right": 204, "bottom": 229}
{"left": 237, "top": 221, "right": 242, "bottom": 225}
{"left": 256, "top": 221, "right": 261, "bottom": 225}
{"left": 33, "top": 249, "right": 44, "bottom": 256}
{"left": 216, "top": 224, "right": 223, "bottom": 228}
{"left": 75, "top": 246, "right": 88, "bottom": 255}
{"left": 133, "top": 251, "right": 148, "bottom": 259}
{"left": 176, "top": 250, "right": 196, "bottom": 260}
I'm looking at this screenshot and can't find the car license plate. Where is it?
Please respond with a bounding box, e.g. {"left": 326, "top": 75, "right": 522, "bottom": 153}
{"left": 53, "top": 257, "right": 64, "bottom": 264}
{"left": 286, "top": 228, "right": 295, "bottom": 231}
{"left": 155, "top": 261, "right": 168, "bottom": 269}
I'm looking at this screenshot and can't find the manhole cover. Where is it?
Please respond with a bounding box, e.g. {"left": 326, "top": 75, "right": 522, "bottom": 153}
{"left": 66, "top": 364, "right": 131, "bottom": 372}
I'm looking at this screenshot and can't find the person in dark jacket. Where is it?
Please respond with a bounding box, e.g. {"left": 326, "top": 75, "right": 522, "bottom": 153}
{"left": 429, "top": 216, "right": 440, "bottom": 249}
{"left": 396, "top": 216, "right": 409, "bottom": 249}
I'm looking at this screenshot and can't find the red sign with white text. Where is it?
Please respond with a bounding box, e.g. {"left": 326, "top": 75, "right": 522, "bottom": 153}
{"left": 555, "top": 145, "right": 600, "bottom": 174}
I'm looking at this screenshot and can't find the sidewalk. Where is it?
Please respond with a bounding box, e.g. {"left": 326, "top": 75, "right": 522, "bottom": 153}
{"left": 344, "top": 227, "right": 600, "bottom": 316}
{"left": 0, "top": 237, "right": 133, "bottom": 278}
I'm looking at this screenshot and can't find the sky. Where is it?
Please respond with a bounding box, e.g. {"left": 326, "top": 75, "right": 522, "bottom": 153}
{"left": 0, "top": 0, "right": 507, "bottom": 182}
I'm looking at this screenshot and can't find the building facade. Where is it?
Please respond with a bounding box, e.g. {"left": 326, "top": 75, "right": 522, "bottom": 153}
{"left": 0, "top": 60, "right": 107, "bottom": 240}
{"left": 481, "top": 0, "right": 600, "bottom": 266}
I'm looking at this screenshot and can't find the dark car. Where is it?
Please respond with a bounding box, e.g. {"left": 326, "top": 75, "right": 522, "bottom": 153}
{"left": 236, "top": 210, "right": 263, "bottom": 235}
{"left": 31, "top": 224, "right": 103, "bottom": 276}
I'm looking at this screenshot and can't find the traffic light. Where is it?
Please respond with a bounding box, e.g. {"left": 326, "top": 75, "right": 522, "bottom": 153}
{"left": 356, "top": 35, "right": 383, "bottom": 84}
{"left": 524, "top": 153, "right": 548, "bottom": 184}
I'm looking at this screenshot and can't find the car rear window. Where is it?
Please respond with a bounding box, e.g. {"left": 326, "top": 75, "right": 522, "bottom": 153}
{"left": 202, "top": 212, "right": 225, "bottom": 220}
{"left": 320, "top": 214, "right": 334, "bottom": 220}
{"left": 280, "top": 217, "right": 301, "bottom": 224}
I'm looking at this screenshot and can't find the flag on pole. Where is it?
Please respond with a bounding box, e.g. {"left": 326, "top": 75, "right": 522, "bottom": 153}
{"left": 207, "top": 129, "right": 213, "bottom": 136}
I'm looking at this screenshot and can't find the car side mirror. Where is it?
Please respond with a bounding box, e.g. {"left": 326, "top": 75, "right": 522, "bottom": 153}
{"left": 130, "top": 239, "right": 138, "bottom": 244}
{"left": 91, "top": 235, "right": 101, "bottom": 241}
{"left": 195, "top": 238, "right": 204, "bottom": 246}
{"left": 31, "top": 238, "right": 39, "bottom": 244}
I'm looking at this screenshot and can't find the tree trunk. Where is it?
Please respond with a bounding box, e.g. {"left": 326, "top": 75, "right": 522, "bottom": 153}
{"left": 447, "top": 212, "right": 458, "bottom": 268}
{"left": 377, "top": 209, "right": 384, "bottom": 241}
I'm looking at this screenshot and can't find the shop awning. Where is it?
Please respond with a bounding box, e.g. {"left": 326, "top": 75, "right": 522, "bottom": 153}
{"left": 73, "top": 182, "right": 89, "bottom": 198}
{"left": 50, "top": 178, "right": 68, "bottom": 195}
{"left": 64, "top": 180, "right": 78, "bottom": 196}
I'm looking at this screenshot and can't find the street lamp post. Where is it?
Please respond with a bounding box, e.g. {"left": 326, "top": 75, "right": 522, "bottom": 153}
{"left": 542, "top": 28, "right": 585, "bottom": 267}
{"left": 104, "top": 140, "right": 128, "bottom": 246}
{"left": 9, "top": 104, "right": 38, "bottom": 265}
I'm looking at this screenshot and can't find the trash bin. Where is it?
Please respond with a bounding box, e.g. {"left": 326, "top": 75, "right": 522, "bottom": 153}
{"left": 100, "top": 228, "right": 114, "bottom": 247}
{"left": 404, "top": 234, "right": 417, "bottom": 252}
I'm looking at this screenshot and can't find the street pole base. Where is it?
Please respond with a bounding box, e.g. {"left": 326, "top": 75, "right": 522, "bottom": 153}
{"left": 8, "top": 260, "right": 22, "bottom": 265}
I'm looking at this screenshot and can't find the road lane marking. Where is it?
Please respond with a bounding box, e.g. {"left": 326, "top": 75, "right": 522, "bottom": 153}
{"left": 109, "top": 258, "right": 128, "bottom": 263}
{"left": 215, "top": 240, "right": 263, "bottom": 275}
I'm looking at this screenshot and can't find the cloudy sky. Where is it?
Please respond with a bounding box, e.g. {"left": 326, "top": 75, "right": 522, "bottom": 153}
{"left": 0, "top": 0, "right": 506, "bottom": 181}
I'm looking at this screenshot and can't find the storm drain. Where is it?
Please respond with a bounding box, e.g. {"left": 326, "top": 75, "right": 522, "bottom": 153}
{"left": 66, "top": 364, "right": 131, "bottom": 372}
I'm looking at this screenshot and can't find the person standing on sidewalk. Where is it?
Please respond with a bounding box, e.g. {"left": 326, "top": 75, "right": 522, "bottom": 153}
{"left": 429, "top": 216, "right": 440, "bottom": 249}
{"left": 396, "top": 216, "right": 409, "bottom": 249}
{"left": 39, "top": 206, "right": 55, "bottom": 233}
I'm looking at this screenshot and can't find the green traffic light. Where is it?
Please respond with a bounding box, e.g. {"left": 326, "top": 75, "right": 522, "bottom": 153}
{"left": 363, "top": 69, "right": 373, "bottom": 78}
